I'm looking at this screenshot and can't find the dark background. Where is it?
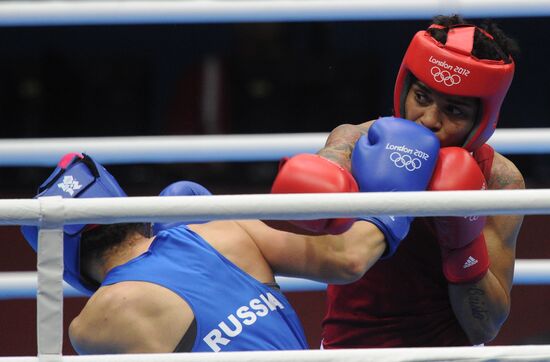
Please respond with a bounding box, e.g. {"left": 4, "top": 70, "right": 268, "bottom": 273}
{"left": 0, "top": 17, "right": 550, "bottom": 355}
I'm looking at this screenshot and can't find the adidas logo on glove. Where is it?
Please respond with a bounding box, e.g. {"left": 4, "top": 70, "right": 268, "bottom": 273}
{"left": 463, "top": 256, "right": 479, "bottom": 269}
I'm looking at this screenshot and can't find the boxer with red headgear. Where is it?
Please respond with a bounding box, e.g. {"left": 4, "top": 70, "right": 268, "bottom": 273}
{"left": 394, "top": 23, "right": 514, "bottom": 151}
{"left": 315, "top": 15, "right": 525, "bottom": 348}
{"left": 21, "top": 152, "right": 392, "bottom": 354}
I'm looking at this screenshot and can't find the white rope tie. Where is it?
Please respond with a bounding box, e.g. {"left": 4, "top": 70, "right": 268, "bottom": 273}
{"left": 37, "top": 196, "right": 65, "bottom": 362}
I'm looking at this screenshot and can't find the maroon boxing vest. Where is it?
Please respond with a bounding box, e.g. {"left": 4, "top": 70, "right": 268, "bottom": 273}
{"left": 322, "top": 144, "right": 494, "bottom": 348}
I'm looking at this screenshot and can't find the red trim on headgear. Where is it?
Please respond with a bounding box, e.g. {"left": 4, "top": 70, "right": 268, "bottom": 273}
{"left": 394, "top": 25, "right": 515, "bottom": 151}
{"left": 58, "top": 152, "right": 84, "bottom": 169}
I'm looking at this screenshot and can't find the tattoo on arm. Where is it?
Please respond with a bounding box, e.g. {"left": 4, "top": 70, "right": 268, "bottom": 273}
{"left": 468, "top": 287, "right": 489, "bottom": 321}
{"left": 488, "top": 155, "right": 525, "bottom": 190}
{"left": 489, "top": 172, "right": 525, "bottom": 190}
{"left": 317, "top": 143, "right": 354, "bottom": 171}
{"left": 317, "top": 123, "right": 370, "bottom": 172}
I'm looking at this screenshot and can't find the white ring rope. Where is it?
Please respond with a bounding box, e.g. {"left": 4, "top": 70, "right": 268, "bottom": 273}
{"left": 0, "top": 128, "right": 548, "bottom": 166}
{"left": 1, "top": 258, "right": 548, "bottom": 300}
{"left": 1, "top": 0, "right": 550, "bottom": 26}
{"left": 1, "top": 345, "right": 550, "bottom": 362}
{"left": 0, "top": 190, "right": 546, "bottom": 226}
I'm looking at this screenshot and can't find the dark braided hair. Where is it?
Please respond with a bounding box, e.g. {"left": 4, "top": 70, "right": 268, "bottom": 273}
{"left": 427, "top": 15, "right": 520, "bottom": 63}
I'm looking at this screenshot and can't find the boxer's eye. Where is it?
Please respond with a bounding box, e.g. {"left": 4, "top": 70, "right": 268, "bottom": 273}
{"left": 414, "top": 90, "right": 430, "bottom": 105}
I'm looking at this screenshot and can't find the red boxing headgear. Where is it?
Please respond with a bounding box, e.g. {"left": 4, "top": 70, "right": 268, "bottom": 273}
{"left": 394, "top": 25, "right": 515, "bottom": 151}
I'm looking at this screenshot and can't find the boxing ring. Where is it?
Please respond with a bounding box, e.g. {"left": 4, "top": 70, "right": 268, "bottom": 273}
{"left": 3, "top": 186, "right": 550, "bottom": 362}
{"left": 0, "top": 130, "right": 550, "bottom": 361}
{"left": 2, "top": 0, "right": 550, "bottom": 360}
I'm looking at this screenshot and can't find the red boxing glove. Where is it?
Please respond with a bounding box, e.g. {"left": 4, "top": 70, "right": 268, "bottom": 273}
{"left": 264, "top": 153, "right": 359, "bottom": 235}
{"left": 428, "top": 147, "right": 490, "bottom": 284}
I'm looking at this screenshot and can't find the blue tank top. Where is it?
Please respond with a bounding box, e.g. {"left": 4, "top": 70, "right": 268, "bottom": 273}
{"left": 102, "top": 225, "right": 308, "bottom": 352}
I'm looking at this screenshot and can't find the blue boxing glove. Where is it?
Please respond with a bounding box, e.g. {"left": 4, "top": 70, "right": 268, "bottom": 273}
{"left": 152, "top": 181, "right": 212, "bottom": 235}
{"left": 352, "top": 117, "right": 440, "bottom": 258}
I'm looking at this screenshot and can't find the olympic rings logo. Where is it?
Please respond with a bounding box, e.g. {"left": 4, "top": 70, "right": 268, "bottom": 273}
{"left": 431, "top": 66, "right": 461, "bottom": 87}
{"left": 389, "top": 152, "right": 422, "bottom": 171}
